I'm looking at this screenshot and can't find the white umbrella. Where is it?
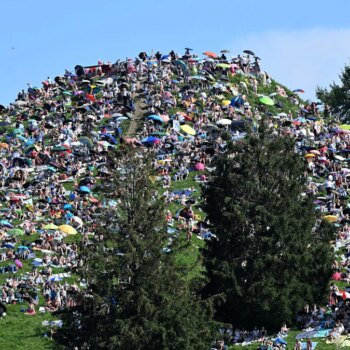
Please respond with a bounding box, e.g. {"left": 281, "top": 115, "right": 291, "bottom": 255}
{"left": 216, "top": 119, "right": 232, "bottom": 126}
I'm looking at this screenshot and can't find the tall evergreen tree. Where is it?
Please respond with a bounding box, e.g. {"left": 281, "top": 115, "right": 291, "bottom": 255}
{"left": 56, "top": 147, "right": 216, "bottom": 349}
{"left": 202, "top": 128, "right": 334, "bottom": 331}
{"left": 316, "top": 63, "right": 350, "bottom": 121}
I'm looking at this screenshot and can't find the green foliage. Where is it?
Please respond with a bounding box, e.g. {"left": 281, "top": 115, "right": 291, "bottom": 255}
{"left": 201, "top": 126, "right": 335, "bottom": 331}
{"left": 316, "top": 63, "right": 350, "bottom": 120}
{"left": 56, "top": 148, "right": 216, "bottom": 349}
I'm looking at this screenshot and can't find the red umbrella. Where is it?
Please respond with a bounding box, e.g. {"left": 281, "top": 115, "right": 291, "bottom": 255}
{"left": 86, "top": 94, "right": 95, "bottom": 102}
{"left": 203, "top": 51, "right": 218, "bottom": 58}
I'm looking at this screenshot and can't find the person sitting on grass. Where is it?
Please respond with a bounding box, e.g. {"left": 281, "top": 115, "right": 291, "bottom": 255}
{"left": 25, "top": 301, "right": 36, "bottom": 315}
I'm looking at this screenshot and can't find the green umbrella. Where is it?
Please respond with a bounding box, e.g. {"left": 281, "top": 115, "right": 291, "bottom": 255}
{"left": 79, "top": 136, "right": 94, "bottom": 148}
{"left": 259, "top": 96, "right": 275, "bottom": 106}
{"left": 217, "top": 63, "right": 231, "bottom": 69}
{"left": 174, "top": 60, "right": 187, "bottom": 71}
{"left": 52, "top": 145, "right": 70, "bottom": 151}
{"left": 8, "top": 228, "right": 24, "bottom": 236}
{"left": 62, "top": 91, "right": 72, "bottom": 96}
{"left": 340, "top": 124, "right": 350, "bottom": 131}
{"left": 43, "top": 223, "right": 59, "bottom": 230}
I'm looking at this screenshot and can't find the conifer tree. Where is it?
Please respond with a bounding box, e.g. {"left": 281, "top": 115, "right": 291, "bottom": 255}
{"left": 56, "top": 147, "right": 216, "bottom": 349}
{"left": 202, "top": 129, "right": 334, "bottom": 331}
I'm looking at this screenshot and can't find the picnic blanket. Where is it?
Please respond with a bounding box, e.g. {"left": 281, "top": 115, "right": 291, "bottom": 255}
{"left": 301, "top": 342, "right": 317, "bottom": 349}
{"left": 42, "top": 320, "right": 63, "bottom": 328}
{"left": 313, "top": 329, "right": 331, "bottom": 338}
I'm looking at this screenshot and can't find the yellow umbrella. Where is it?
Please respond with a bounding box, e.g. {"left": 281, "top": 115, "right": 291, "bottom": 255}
{"left": 222, "top": 100, "right": 231, "bottom": 106}
{"left": 323, "top": 215, "right": 338, "bottom": 223}
{"left": 305, "top": 153, "right": 316, "bottom": 158}
{"left": 180, "top": 125, "right": 196, "bottom": 136}
{"left": 59, "top": 224, "right": 77, "bottom": 235}
{"left": 340, "top": 124, "right": 350, "bottom": 131}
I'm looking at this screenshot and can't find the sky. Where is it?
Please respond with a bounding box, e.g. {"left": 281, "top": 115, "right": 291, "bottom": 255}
{"left": 1, "top": 0, "right": 350, "bottom": 105}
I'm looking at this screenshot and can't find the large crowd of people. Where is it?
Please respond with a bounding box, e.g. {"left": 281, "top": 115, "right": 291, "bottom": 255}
{"left": 0, "top": 46, "right": 350, "bottom": 347}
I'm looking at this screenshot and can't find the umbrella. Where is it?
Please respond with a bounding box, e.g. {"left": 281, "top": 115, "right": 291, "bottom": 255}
{"left": 98, "top": 140, "right": 111, "bottom": 148}
{"left": 305, "top": 153, "right": 316, "bottom": 158}
{"left": 259, "top": 96, "right": 275, "bottom": 106}
{"left": 4, "top": 243, "right": 15, "bottom": 249}
{"left": 49, "top": 276, "right": 63, "bottom": 282}
{"left": 101, "top": 133, "right": 118, "bottom": 145}
{"left": 0, "top": 220, "right": 13, "bottom": 228}
{"left": 243, "top": 50, "right": 255, "bottom": 55}
{"left": 0, "top": 143, "right": 9, "bottom": 149}
{"left": 293, "top": 89, "right": 305, "bottom": 93}
{"left": 72, "top": 216, "right": 83, "bottom": 226}
{"left": 78, "top": 136, "right": 94, "bottom": 148}
{"left": 43, "top": 223, "right": 58, "bottom": 230}
{"left": 147, "top": 115, "right": 164, "bottom": 123}
{"left": 15, "top": 259, "right": 22, "bottom": 268}
{"left": 332, "top": 272, "right": 342, "bottom": 280}
{"left": 216, "top": 63, "right": 231, "bottom": 69}
{"left": 323, "top": 215, "right": 338, "bottom": 223}
{"left": 203, "top": 51, "right": 218, "bottom": 58}
{"left": 59, "top": 225, "right": 77, "bottom": 235}
{"left": 180, "top": 125, "right": 196, "bottom": 136}
{"left": 79, "top": 186, "right": 91, "bottom": 193}
{"left": 173, "top": 60, "right": 187, "bottom": 70}
{"left": 216, "top": 119, "right": 232, "bottom": 126}
{"left": 220, "top": 50, "right": 231, "bottom": 53}
{"left": 195, "top": 163, "right": 205, "bottom": 171}
{"left": 52, "top": 145, "right": 70, "bottom": 151}
{"left": 141, "top": 136, "right": 161, "bottom": 144}
{"left": 8, "top": 228, "right": 24, "bottom": 236}
{"left": 340, "top": 125, "right": 350, "bottom": 131}
{"left": 191, "top": 75, "right": 206, "bottom": 81}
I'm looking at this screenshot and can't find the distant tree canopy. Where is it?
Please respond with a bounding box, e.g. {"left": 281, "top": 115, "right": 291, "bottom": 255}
{"left": 316, "top": 63, "right": 350, "bottom": 121}
{"left": 202, "top": 128, "right": 335, "bottom": 331}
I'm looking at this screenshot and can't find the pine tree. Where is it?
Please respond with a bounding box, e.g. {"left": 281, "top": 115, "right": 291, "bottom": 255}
{"left": 316, "top": 63, "right": 350, "bottom": 121}
{"left": 56, "top": 147, "right": 216, "bottom": 349}
{"left": 202, "top": 128, "right": 334, "bottom": 331}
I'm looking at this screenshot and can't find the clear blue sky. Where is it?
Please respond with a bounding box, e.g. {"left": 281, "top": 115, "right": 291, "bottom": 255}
{"left": 1, "top": 0, "right": 350, "bottom": 104}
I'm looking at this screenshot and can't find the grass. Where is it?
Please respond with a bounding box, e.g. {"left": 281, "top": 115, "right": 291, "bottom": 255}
{"left": 227, "top": 330, "right": 339, "bottom": 350}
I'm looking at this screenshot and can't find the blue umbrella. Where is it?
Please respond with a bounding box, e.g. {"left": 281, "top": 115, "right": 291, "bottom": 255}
{"left": 230, "top": 96, "right": 244, "bottom": 108}
{"left": 79, "top": 186, "right": 91, "bottom": 193}
{"left": 49, "top": 276, "right": 62, "bottom": 282}
{"left": 0, "top": 220, "right": 13, "bottom": 228}
{"left": 4, "top": 243, "right": 15, "bottom": 249}
{"left": 101, "top": 133, "right": 118, "bottom": 145}
{"left": 141, "top": 136, "right": 160, "bottom": 144}
{"left": 18, "top": 246, "right": 29, "bottom": 250}
{"left": 63, "top": 203, "right": 73, "bottom": 210}
{"left": 147, "top": 115, "right": 164, "bottom": 123}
